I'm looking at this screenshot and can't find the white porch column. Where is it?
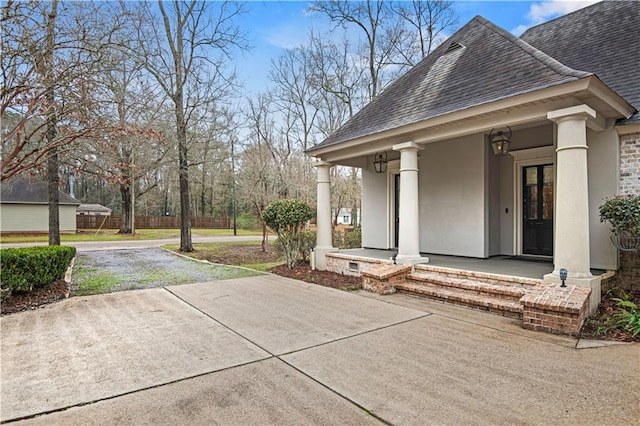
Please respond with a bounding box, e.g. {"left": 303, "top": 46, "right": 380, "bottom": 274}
{"left": 544, "top": 105, "right": 601, "bottom": 313}
{"left": 392, "top": 142, "right": 429, "bottom": 266}
{"left": 314, "top": 161, "right": 335, "bottom": 270}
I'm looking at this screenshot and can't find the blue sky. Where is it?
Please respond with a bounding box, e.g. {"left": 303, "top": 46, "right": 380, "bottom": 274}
{"left": 236, "top": 0, "right": 601, "bottom": 95}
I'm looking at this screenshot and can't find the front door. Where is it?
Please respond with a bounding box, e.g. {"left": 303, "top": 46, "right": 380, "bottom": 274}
{"left": 522, "top": 164, "right": 554, "bottom": 256}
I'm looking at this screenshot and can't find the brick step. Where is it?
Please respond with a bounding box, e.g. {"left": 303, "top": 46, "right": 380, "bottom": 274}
{"left": 407, "top": 271, "right": 527, "bottom": 302}
{"left": 413, "top": 264, "right": 542, "bottom": 288}
{"left": 395, "top": 281, "right": 524, "bottom": 319}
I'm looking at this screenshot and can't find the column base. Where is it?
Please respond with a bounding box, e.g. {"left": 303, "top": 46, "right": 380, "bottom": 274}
{"left": 313, "top": 246, "right": 337, "bottom": 271}
{"left": 544, "top": 273, "right": 601, "bottom": 316}
{"left": 395, "top": 254, "right": 429, "bottom": 266}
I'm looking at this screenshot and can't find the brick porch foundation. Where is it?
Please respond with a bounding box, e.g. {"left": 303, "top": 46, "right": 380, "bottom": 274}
{"left": 330, "top": 253, "right": 594, "bottom": 337}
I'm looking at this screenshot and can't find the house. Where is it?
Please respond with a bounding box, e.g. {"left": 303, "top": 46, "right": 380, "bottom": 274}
{"left": 0, "top": 175, "right": 80, "bottom": 233}
{"left": 77, "top": 204, "right": 112, "bottom": 216}
{"left": 334, "top": 208, "right": 360, "bottom": 226}
{"left": 306, "top": 1, "right": 640, "bottom": 318}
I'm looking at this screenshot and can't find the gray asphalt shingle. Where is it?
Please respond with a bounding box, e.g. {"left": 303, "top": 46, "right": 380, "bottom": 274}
{"left": 309, "top": 1, "right": 639, "bottom": 152}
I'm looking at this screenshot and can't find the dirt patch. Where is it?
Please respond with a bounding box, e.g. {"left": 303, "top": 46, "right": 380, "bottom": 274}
{"left": 271, "top": 262, "right": 362, "bottom": 291}
{"left": 187, "top": 244, "right": 282, "bottom": 266}
{"left": 1, "top": 280, "right": 70, "bottom": 316}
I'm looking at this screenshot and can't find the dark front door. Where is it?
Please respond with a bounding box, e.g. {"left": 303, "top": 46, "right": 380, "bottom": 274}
{"left": 522, "top": 164, "right": 554, "bottom": 256}
{"left": 394, "top": 173, "right": 400, "bottom": 248}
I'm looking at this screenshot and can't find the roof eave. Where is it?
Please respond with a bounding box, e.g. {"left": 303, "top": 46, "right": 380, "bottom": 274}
{"left": 308, "top": 75, "right": 633, "bottom": 162}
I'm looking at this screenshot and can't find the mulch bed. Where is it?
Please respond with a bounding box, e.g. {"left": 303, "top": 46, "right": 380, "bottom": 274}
{"left": 270, "top": 262, "right": 362, "bottom": 291}
{"left": 1, "top": 280, "right": 70, "bottom": 316}
{"left": 579, "top": 289, "right": 640, "bottom": 342}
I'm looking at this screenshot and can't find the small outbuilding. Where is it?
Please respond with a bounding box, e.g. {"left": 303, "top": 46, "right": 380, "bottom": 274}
{"left": 77, "top": 204, "right": 112, "bottom": 216}
{"left": 0, "top": 175, "right": 80, "bottom": 233}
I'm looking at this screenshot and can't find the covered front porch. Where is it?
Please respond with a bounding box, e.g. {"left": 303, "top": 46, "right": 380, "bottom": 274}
{"left": 327, "top": 248, "right": 608, "bottom": 280}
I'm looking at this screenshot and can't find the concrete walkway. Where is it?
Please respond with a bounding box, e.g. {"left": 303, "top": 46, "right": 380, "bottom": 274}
{"left": 1, "top": 275, "right": 638, "bottom": 425}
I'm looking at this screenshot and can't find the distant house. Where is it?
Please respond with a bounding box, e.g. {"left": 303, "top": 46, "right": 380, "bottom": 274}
{"left": 334, "top": 208, "right": 361, "bottom": 226}
{"left": 77, "top": 204, "right": 112, "bottom": 216}
{"left": 0, "top": 175, "right": 80, "bottom": 233}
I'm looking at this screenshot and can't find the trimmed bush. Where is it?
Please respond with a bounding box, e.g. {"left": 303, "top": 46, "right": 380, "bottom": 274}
{"left": 263, "top": 199, "right": 315, "bottom": 269}
{"left": 1, "top": 245, "right": 76, "bottom": 299}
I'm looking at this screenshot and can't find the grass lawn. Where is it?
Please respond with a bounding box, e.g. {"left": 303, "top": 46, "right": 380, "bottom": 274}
{"left": 0, "top": 228, "right": 263, "bottom": 244}
{"left": 164, "top": 240, "right": 285, "bottom": 271}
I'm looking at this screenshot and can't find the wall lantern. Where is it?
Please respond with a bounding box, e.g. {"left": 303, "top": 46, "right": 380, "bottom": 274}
{"left": 559, "top": 268, "right": 568, "bottom": 288}
{"left": 374, "top": 152, "right": 388, "bottom": 173}
{"left": 489, "top": 126, "right": 512, "bottom": 156}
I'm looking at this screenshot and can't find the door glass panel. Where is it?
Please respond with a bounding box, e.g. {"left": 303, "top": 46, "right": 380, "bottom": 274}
{"left": 525, "top": 167, "right": 537, "bottom": 186}
{"left": 542, "top": 165, "right": 554, "bottom": 220}
{"left": 543, "top": 165, "right": 553, "bottom": 184}
{"left": 525, "top": 167, "right": 538, "bottom": 220}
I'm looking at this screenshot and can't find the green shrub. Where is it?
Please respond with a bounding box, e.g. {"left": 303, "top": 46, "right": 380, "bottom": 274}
{"left": 236, "top": 212, "right": 260, "bottom": 230}
{"left": 263, "top": 199, "right": 315, "bottom": 269}
{"left": 0, "top": 245, "right": 76, "bottom": 299}
{"left": 612, "top": 292, "right": 640, "bottom": 337}
{"left": 299, "top": 230, "right": 317, "bottom": 262}
{"left": 599, "top": 194, "right": 640, "bottom": 235}
{"left": 333, "top": 227, "right": 362, "bottom": 249}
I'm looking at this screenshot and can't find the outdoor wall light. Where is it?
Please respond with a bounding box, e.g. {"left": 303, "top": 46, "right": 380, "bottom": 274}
{"left": 374, "top": 152, "right": 388, "bottom": 173}
{"left": 559, "top": 268, "right": 568, "bottom": 288}
{"left": 489, "top": 126, "right": 512, "bottom": 156}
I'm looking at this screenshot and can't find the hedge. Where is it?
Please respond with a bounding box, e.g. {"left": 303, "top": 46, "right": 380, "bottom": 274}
{"left": 0, "top": 245, "right": 76, "bottom": 299}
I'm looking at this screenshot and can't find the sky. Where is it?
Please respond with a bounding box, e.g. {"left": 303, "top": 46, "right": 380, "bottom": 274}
{"left": 234, "top": 0, "right": 601, "bottom": 95}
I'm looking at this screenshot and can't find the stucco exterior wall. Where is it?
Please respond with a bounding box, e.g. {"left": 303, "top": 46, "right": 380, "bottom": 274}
{"left": 361, "top": 162, "right": 389, "bottom": 248}
{"left": 587, "top": 124, "right": 619, "bottom": 270}
{"left": 0, "top": 204, "right": 77, "bottom": 233}
{"left": 419, "top": 134, "right": 486, "bottom": 257}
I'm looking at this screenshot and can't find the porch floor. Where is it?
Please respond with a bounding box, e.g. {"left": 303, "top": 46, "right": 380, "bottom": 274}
{"left": 338, "top": 249, "right": 605, "bottom": 280}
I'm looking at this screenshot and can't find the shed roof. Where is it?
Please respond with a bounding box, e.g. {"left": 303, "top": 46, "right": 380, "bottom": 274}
{"left": 0, "top": 175, "right": 80, "bottom": 205}
{"left": 77, "top": 204, "right": 112, "bottom": 214}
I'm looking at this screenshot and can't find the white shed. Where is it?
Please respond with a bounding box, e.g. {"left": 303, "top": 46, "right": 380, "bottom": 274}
{"left": 0, "top": 175, "right": 80, "bottom": 233}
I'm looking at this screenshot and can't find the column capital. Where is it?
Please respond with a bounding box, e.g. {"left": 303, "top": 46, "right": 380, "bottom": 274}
{"left": 313, "top": 160, "right": 333, "bottom": 168}
{"left": 547, "top": 105, "right": 596, "bottom": 123}
{"left": 392, "top": 141, "right": 421, "bottom": 152}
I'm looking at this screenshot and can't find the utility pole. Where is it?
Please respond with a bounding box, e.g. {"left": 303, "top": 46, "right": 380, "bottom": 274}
{"left": 231, "top": 137, "right": 237, "bottom": 236}
{"left": 131, "top": 149, "right": 135, "bottom": 235}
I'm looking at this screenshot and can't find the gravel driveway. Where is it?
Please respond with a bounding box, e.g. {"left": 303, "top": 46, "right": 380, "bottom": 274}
{"left": 72, "top": 248, "right": 262, "bottom": 295}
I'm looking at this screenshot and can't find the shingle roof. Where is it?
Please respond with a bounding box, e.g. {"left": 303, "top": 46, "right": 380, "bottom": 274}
{"left": 0, "top": 175, "right": 80, "bottom": 205}
{"left": 521, "top": 0, "right": 640, "bottom": 112}
{"left": 77, "top": 204, "right": 112, "bottom": 214}
{"left": 308, "top": 16, "right": 591, "bottom": 151}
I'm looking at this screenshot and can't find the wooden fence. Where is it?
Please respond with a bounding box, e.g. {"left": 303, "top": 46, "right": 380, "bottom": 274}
{"left": 77, "top": 215, "right": 230, "bottom": 229}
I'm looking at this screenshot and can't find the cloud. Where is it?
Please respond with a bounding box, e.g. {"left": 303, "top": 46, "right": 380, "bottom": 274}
{"left": 512, "top": 0, "right": 601, "bottom": 35}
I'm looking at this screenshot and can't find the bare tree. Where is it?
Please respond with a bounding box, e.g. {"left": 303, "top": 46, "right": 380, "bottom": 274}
{"left": 137, "top": 0, "right": 247, "bottom": 252}
{"left": 310, "top": 0, "right": 404, "bottom": 100}
{"left": 390, "top": 0, "right": 458, "bottom": 65}
{"left": 269, "top": 47, "right": 320, "bottom": 152}
{"left": 2, "top": 1, "right": 126, "bottom": 244}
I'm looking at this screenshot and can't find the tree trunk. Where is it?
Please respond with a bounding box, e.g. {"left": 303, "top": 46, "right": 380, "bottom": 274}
{"left": 46, "top": 0, "right": 60, "bottom": 246}
{"left": 47, "top": 147, "right": 60, "bottom": 245}
{"left": 119, "top": 184, "right": 132, "bottom": 233}
{"left": 176, "top": 104, "right": 193, "bottom": 252}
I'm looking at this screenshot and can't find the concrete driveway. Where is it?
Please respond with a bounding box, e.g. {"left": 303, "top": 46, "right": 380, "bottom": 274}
{"left": 1, "top": 275, "right": 638, "bottom": 425}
